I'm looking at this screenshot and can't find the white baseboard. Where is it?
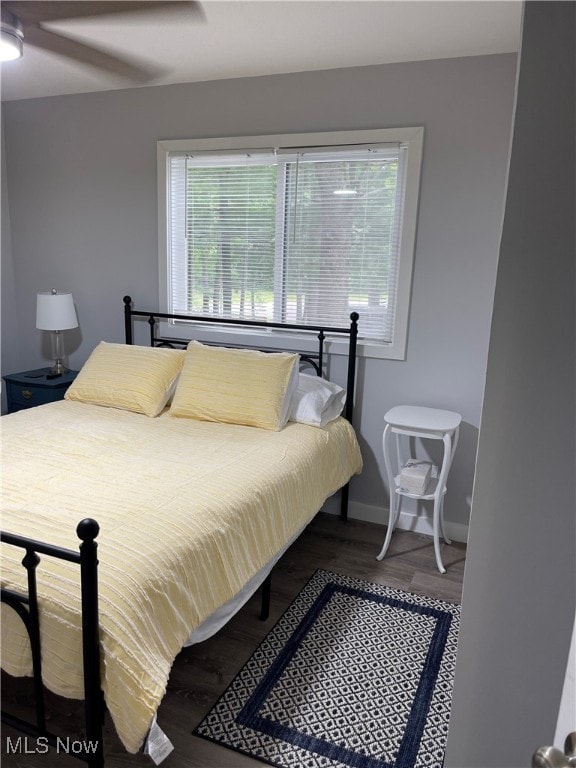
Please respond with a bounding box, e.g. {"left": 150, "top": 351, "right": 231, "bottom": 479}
{"left": 322, "top": 497, "right": 469, "bottom": 544}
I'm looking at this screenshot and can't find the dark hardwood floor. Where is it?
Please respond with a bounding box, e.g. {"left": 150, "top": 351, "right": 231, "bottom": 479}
{"left": 1, "top": 514, "right": 466, "bottom": 767}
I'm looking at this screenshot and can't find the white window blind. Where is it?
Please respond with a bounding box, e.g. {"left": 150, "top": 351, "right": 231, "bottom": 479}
{"left": 172, "top": 152, "right": 278, "bottom": 322}
{"left": 160, "top": 127, "right": 423, "bottom": 356}
{"left": 277, "top": 145, "right": 404, "bottom": 339}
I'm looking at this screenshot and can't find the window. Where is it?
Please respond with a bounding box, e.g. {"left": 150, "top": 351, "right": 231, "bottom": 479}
{"left": 158, "top": 128, "right": 423, "bottom": 359}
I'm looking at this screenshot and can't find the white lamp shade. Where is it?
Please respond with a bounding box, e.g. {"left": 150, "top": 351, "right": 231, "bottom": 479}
{"left": 36, "top": 291, "right": 78, "bottom": 331}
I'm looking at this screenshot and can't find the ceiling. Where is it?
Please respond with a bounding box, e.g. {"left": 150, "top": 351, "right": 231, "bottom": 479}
{"left": 0, "top": 1, "right": 523, "bottom": 102}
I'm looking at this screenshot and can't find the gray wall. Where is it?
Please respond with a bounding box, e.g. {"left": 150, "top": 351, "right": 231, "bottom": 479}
{"left": 445, "top": 2, "right": 575, "bottom": 765}
{"left": 1, "top": 53, "right": 517, "bottom": 533}
{"left": 1, "top": 115, "right": 21, "bottom": 405}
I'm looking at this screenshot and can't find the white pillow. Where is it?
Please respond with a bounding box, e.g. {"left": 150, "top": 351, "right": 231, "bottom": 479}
{"left": 289, "top": 373, "right": 347, "bottom": 427}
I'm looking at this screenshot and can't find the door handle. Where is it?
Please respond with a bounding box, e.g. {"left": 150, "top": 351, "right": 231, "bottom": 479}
{"left": 532, "top": 733, "right": 576, "bottom": 768}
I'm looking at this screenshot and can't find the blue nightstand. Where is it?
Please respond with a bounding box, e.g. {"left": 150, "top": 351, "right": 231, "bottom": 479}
{"left": 3, "top": 368, "right": 78, "bottom": 414}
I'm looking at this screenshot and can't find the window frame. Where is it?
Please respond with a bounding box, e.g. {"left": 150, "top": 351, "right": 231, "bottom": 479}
{"left": 158, "top": 127, "right": 424, "bottom": 360}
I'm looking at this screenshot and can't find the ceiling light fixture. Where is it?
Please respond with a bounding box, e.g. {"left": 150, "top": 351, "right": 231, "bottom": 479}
{"left": 0, "top": 10, "right": 23, "bottom": 62}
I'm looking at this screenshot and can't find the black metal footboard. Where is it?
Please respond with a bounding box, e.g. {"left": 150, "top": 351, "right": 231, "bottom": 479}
{"left": 1, "top": 518, "right": 104, "bottom": 768}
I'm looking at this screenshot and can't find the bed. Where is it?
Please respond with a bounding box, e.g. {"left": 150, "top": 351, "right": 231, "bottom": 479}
{"left": 1, "top": 297, "right": 363, "bottom": 766}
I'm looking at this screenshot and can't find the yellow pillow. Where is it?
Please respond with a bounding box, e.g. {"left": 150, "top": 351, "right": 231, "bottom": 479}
{"left": 65, "top": 342, "right": 185, "bottom": 417}
{"left": 170, "top": 341, "right": 299, "bottom": 430}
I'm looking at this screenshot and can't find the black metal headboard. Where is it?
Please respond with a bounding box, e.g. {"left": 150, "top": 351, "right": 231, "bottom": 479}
{"left": 123, "top": 296, "right": 359, "bottom": 424}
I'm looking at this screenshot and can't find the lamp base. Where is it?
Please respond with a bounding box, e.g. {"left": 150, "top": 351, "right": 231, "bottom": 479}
{"left": 50, "top": 359, "right": 69, "bottom": 375}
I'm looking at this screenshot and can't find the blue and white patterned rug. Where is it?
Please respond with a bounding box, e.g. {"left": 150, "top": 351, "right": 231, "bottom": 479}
{"left": 194, "top": 569, "right": 460, "bottom": 768}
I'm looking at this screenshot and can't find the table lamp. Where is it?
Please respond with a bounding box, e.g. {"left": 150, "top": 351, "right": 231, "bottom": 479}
{"left": 36, "top": 290, "right": 78, "bottom": 374}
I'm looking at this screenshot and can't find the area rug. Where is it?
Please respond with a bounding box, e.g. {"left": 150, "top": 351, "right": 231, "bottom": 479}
{"left": 194, "top": 569, "right": 460, "bottom": 768}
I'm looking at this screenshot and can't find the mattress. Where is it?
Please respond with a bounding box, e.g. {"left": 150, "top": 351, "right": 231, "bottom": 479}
{"left": 0, "top": 400, "right": 362, "bottom": 753}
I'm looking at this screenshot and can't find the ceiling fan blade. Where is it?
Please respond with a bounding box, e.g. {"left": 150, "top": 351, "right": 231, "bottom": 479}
{"left": 24, "top": 25, "right": 165, "bottom": 81}
{"left": 3, "top": 1, "right": 203, "bottom": 25}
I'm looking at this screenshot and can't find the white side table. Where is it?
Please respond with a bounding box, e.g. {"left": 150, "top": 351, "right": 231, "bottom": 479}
{"left": 376, "top": 405, "right": 462, "bottom": 573}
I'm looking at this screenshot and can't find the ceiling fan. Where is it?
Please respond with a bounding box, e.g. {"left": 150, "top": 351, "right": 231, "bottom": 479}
{"left": 0, "top": 1, "right": 204, "bottom": 81}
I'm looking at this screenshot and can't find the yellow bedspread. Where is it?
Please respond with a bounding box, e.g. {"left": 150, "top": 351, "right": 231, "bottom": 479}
{"left": 1, "top": 400, "right": 362, "bottom": 753}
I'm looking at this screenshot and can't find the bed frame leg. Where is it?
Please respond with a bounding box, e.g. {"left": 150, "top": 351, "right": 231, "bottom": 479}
{"left": 78, "top": 519, "right": 105, "bottom": 768}
{"left": 340, "top": 483, "right": 350, "bottom": 522}
{"left": 259, "top": 574, "right": 272, "bottom": 621}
